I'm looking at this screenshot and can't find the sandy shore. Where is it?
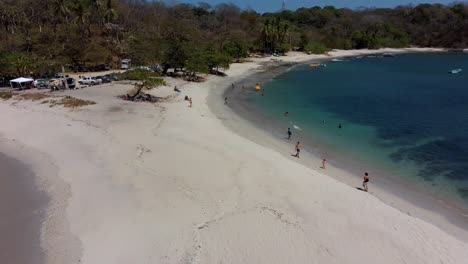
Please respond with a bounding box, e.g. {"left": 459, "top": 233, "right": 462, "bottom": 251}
{"left": 0, "top": 149, "right": 47, "bottom": 264}
{"left": 1, "top": 48, "right": 468, "bottom": 263}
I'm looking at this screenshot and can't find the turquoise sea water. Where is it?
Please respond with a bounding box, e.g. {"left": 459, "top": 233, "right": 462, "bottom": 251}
{"left": 253, "top": 53, "right": 468, "bottom": 204}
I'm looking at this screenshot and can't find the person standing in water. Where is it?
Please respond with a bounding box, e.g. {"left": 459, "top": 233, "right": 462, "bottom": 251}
{"left": 224, "top": 97, "right": 228, "bottom": 104}
{"left": 287, "top": 128, "right": 292, "bottom": 140}
{"left": 294, "top": 142, "right": 301, "bottom": 158}
{"left": 338, "top": 123, "right": 342, "bottom": 129}
{"left": 363, "top": 172, "right": 369, "bottom": 192}
{"left": 321, "top": 159, "right": 327, "bottom": 169}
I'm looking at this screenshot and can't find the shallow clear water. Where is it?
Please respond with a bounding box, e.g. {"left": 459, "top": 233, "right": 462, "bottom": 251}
{"left": 254, "top": 53, "right": 468, "bottom": 204}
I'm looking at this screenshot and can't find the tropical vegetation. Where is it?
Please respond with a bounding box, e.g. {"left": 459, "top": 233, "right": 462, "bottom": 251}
{"left": 0, "top": 1, "right": 466, "bottom": 77}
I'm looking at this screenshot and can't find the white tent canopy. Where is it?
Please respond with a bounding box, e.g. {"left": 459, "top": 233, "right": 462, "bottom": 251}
{"left": 10, "top": 77, "right": 34, "bottom": 89}
{"left": 10, "top": 77, "right": 34, "bottom": 83}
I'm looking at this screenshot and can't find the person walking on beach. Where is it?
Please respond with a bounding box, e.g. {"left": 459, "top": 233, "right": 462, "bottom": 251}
{"left": 231, "top": 83, "right": 235, "bottom": 90}
{"left": 321, "top": 159, "right": 326, "bottom": 169}
{"left": 294, "top": 141, "right": 301, "bottom": 158}
{"left": 363, "top": 172, "right": 369, "bottom": 192}
{"left": 189, "top": 97, "right": 192, "bottom": 107}
{"left": 225, "top": 97, "right": 228, "bottom": 104}
{"left": 287, "top": 128, "right": 292, "bottom": 140}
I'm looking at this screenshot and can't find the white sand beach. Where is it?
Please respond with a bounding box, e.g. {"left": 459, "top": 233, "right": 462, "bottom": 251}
{"left": 1, "top": 48, "right": 468, "bottom": 264}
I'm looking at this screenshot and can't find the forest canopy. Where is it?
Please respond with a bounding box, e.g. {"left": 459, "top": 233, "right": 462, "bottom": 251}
{"left": 0, "top": 0, "right": 466, "bottom": 76}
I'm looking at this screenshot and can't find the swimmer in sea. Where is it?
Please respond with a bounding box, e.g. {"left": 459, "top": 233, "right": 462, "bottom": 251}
{"left": 284, "top": 111, "right": 289, "bottom": 117}
{"left": 338, "top": 123, "right": 342, "bottom": 129}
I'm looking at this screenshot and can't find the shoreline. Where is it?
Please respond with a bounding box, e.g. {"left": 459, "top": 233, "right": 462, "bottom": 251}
{"left": 1, "top": 47, "right": 468, "bottom": 263}
{"left": 209, "top": 50, "right": 468, "bottom": 242}
{"left": 0, "top": 148, "right": 47, "bottom": 264}
{"left": 0, "top": 136, "right": 82, "bottom": 264}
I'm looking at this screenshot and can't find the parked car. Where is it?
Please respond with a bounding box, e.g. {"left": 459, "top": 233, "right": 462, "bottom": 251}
{"left": 54, "top": 73, "right": 69, "bottom": 79}
{"left": 78, "top": 76, "right": 101, "bottom": 85}
{"left": 121, "top": 59, "right": 131, "bottom": 69}
{"left": 66, "top": 77, "right": 76, "bottom": 89}
{"left": 108, "top": 73, "right": 120, "bottom": 81}
{"left": 97, "top": 75, "right": 111, "bottom": 83}
{"left": 48, "top": 79, "right": 64, "bottom": 90}
{"left": 137, "top": 66, "right": 152, "bottom": 71}
{"left": 91, "top": 76, "right": 103, "bottom": 84}
{"left": 34, "top": 79, "right": 49, "bottom": 89}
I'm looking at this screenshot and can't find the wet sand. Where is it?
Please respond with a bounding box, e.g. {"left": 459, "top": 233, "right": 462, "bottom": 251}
{"left": 0, "top": 151, "right": 48, "bottom": 264}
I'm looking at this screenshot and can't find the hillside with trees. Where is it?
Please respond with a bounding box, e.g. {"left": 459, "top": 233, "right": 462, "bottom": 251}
{"left": 0, "top": 0, "right": 466, "bottom": 77}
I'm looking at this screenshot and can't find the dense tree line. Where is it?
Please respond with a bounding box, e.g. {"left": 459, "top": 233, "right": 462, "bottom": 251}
{"left": 0, "top": 0, "right": 466, "bottom": 77}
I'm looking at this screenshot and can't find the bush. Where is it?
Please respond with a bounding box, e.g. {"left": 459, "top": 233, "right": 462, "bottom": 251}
{"left": 304, "top": 41, "right": 330, "bottom": 54}
{"left": 0, "top": 91, "right": 13, "bottom": 100}
{"left": 51, "top": 96, "right": 96, "bottom": 108}
{"left": 142, "top": 78, "right": 166, "bottom": 89}
{"left": 119, "top": 69, "right": 161, "bottom": 81}
{"left": 277, "top": 43, "right": 292, "bottom": 53}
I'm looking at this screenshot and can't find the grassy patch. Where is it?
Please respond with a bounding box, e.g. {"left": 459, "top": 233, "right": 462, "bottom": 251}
{"left": 51, "top": 96, "right": 96, "bottom": 108}
{"left": 0, "top": 91, "right": 13, "bottom": 100}
{"left": 18, "top": 93, "right": 50, "bottom": 101}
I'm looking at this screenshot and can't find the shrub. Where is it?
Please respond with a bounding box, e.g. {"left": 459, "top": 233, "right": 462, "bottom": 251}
{"left": 0, "top": 91, "right": 13, "bottom": 100}
{"left": 118, "top": 69, "right": 161, "bottom": 81}
{"left": 304, "top": 41, "right": 330, "bottom": 54}
{"left": 52, "top": 96, "right": 96, "bottom": 108}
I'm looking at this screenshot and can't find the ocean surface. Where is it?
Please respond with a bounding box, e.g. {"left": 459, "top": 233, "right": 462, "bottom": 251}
{"left": 250, "top": 53, "right": 468, "bottom": 205}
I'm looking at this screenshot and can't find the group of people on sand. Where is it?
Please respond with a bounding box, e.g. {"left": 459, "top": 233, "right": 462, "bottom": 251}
{"left": 286, "top": 119, "right": 370, "bottom": 192}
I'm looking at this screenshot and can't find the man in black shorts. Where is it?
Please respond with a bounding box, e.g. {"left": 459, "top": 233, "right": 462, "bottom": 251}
{"left": 363, "top": 172, "right": 369, "bottom": 192}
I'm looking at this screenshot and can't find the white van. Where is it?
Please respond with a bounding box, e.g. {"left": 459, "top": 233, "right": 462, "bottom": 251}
{"left": 121, "top": 59, "right": 131, "bottom": 70}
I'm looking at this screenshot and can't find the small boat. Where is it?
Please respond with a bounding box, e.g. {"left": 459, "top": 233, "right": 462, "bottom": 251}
{"left": 449, "top": 69, "right": 462, "bottom": 74}
{"left": 331, "top": 59, "right": 344, "bottom": 62}
{"left": 310, "top": 63, "right": 327, "bottom": 68}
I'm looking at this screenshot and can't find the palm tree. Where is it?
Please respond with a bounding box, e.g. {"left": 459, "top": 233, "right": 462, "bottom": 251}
{"left": 103, "top": 0, "right": 118, "bottom": 23}
{"left": 261, "top": 18, "right": 290, "bottom": 52}
{"left": 73, "top": 1, "right": 91, "bottom": 44}
{"left": 53, "top": 0, "right": 71, "bottom": 32}
{"left": 261, "top": 19, "right": 274, "bottom": 51}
